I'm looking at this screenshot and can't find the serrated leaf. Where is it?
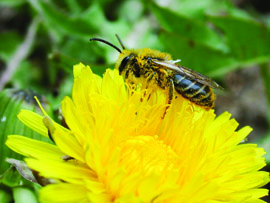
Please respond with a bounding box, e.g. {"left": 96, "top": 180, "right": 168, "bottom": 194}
{"left": 159, "top": 31, "right": 237, "bottom": 76}
{"left": 150, "top": 2, "right": 228, "bottom": 52}
{"left": 81, "top": 3, "right": 130, "bottom": 63}
{"left": 0, "top": 89, "right": 51, "bottom": 174}
{"left": 209, "top": 15, "right": 270, "bottom": 66}
{"left": 153, "top": 0, "right": 250, "bottom": 20}
{"left": 153, "top": 0, "right": 214, "bottom": 18}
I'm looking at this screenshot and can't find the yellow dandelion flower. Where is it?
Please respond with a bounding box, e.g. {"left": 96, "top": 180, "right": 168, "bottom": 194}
{"left": 6, "top": 63, "right": 269, "bottom": 203}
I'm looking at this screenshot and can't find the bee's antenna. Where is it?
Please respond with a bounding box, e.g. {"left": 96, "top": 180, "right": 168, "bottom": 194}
{"left": 89, "top": 38, "right": 122, "bottom": 53}
{"left": 115, "top": 34, "right": 126, "bottom": 50}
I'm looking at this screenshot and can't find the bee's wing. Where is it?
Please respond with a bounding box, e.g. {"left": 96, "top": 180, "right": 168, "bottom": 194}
{"left": 153, "top": 60, "right": 223, "bottom": 90}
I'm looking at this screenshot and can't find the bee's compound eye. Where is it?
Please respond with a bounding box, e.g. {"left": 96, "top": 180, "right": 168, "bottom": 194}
{"left": 119, "top": 56, "right": 130, "bottom": 75}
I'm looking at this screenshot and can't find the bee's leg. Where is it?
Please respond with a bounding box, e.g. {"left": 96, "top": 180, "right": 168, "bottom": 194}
{"left": 125, "top": 67, "right": 131, "bottom": 79}
{"left": 142, "top": 72, "right": 156, "bottom": 101}
{"left": 123, "top": 67, "right": 136, "bottom": 95}
{"left": 146, "top": 72, "right": 156, "bottom": 87}
{"left": 162, "top": 79, "right": 174, "bottom": 119}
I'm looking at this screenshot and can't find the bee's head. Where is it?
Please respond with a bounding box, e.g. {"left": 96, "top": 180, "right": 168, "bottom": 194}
{"left": 116, "top": 50, "right": 138, "bottom": 75}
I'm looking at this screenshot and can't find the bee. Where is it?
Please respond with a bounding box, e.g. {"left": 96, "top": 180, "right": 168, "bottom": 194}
{"left": 90, "top": 35, "right": 223, "bottom": 110}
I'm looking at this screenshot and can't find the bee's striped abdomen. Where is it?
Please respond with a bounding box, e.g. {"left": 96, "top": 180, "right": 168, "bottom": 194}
{"left": 173, "top": 74, "right": 214, "bottom": 109}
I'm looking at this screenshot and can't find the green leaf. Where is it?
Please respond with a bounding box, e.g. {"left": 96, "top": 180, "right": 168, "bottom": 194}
{"left": 159, "top": 31, "right": 237, "bottom": 76}
{"left": 209, "top": 15, "right": 270, "bottom": 66}
{"left": 118, "top": 1, "right": 144, "bottom": 23}
{"left": 0, "top": 0, "right": 25, "bottom": 7}
{"left": 65, "top": 0, "right": 83, "bottom": 15}
{"left": 150, "top": 3, "right": 228, "bottom": 52}
{"left": 48, "top": 47, "right": 110, "bottom": 76}
{"left": 27, "top": 1, "right": 97, "bottom": 38}
{"left": 152, "top": 0, "right": 248, "bottom": 20}
{"left": 0, "top": 89, "right": 51, "bottom": 174}
{"left": 59, "top": 38, "right": 103, "bottom": 65}
{"left": 1, "top": 166, "right": 22, "bottom": 187}
{"left": 0, "top": 32, "right": 22, "bottom": 63}
{"left": 152, "top": 0, "right": 215, "bottom": 18}
{"left": 81, "top": 3, "right": 130, "bottom": 63}
{"left": 73, "top": 2, "right": 130, "bottom": 38}
{"left": 13, "top": 187, "right": 38, "bottom": 203}
{"left": 0, "top": 189, "right": 12, "bottom": 203}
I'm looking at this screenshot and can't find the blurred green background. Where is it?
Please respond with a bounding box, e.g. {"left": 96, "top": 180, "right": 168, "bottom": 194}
{"left": 0, "top": 0, "right": 270, "bottom": 202}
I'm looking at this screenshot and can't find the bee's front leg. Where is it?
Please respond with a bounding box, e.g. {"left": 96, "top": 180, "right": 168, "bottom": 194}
{"left": 124, "top": 66, "right": 131, "bottom": 79}
{"left": 162, "top": 79, "right": 174, "bottom": 119}
{"left": 146, "top": 72, "right": 156, "bottom": 88}
{"left": 142, "top": 72, "right": 157, "bottom": 101}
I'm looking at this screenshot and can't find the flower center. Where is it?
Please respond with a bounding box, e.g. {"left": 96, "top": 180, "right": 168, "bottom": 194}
{"left": 119, "top": 135, "right": 180, "bottom": 175}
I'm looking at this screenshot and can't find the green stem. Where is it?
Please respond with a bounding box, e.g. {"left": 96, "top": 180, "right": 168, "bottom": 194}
{"left": 259, "top": 63, "right": 270, "bottom": 128}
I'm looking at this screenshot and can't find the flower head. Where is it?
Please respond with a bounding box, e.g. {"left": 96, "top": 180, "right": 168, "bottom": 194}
{"left": 6, "top": 63, "right": 269, "bottom": 202}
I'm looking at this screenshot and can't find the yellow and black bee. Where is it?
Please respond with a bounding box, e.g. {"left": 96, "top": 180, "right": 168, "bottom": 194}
{"left": 90, "top": 35, "right": 223, "bottom": 109}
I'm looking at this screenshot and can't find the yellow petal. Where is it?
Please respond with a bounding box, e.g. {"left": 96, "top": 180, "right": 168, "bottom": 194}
{"left": 6, "top": 135, "right": 64, "bottom": 159}
{"left": 25, "top": 158, "right": 96, "bottom": 184}
{"left": 17, "top": 110, "right": 48, "bottom": 137}
{"left": 39, "top": 183, "right": 88, "bottom": 203}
